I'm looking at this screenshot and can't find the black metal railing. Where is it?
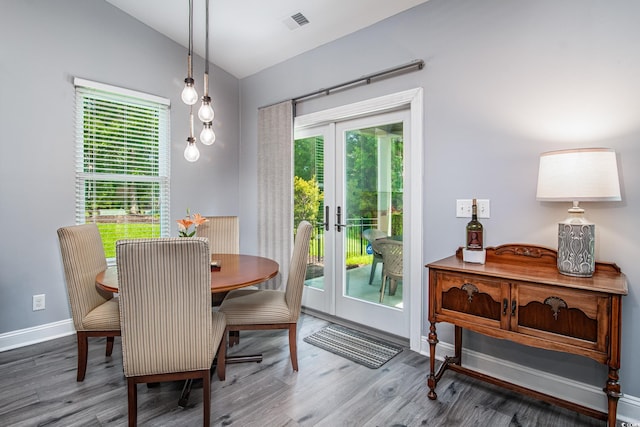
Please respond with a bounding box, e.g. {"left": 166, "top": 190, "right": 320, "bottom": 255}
{"left": 307, "top": 217, "right": 379, "bottom": 265}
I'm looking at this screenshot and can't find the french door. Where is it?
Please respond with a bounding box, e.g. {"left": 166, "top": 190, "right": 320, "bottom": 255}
{"left": 296, "top": 110, "right": 410, "bottom": 337}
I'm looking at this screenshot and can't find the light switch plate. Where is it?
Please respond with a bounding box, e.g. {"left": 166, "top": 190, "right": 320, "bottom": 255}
{"left": 456, "top": 199, "right": 472, "bottom": 217}
{"left": 477, "top": 199, "right": 490, "bottom": 218}
{"left": 456, "top": 199, "right": 490, "bottom": 218}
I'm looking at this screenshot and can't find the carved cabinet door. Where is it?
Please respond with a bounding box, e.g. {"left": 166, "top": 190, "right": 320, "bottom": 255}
{"left": 435, "top": 271, "right": 510, "bottom": 330}
{"left": 510, "top": 282, "right": 610, "bottom": 358}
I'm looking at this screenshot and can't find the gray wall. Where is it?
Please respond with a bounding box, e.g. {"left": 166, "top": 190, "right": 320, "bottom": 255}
{"left": 238, "top": 0, "right": 640, "bottom": 396}
{"left": 0, "top": 1, "right": 240, "bottom": 332}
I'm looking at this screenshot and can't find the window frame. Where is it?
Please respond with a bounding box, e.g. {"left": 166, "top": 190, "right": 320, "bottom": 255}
{"left": 74, "top": 78, "right": 171, "bottom": 262}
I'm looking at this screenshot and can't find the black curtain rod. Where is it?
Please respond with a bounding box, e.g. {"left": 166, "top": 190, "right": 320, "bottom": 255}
{"left": 292, "top": 59, "right": 424, "bottom": 104}
{"left": 259, "top": 59, "right": 425, "bottom": 111}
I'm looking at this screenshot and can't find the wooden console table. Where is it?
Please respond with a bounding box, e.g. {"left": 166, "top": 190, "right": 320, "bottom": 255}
{"left": 426, "top": 244, "right": 627, "bottom": 427}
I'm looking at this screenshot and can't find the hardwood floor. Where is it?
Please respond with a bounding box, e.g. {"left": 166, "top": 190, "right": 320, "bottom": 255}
{"left": 0, "top": 313, "right": 605, "bottom": 426}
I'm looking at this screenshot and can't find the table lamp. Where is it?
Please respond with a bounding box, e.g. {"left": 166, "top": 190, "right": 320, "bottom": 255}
{"left": 536, "top": 148, "right": 621, "bottom": 277}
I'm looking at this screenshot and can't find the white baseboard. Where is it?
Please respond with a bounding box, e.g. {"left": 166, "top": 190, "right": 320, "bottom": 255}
{"left": 0, "top": 319, "right": 75, "bottom": 352}
{"left": 420, "top": 336, "right": 640, "bottom": 424}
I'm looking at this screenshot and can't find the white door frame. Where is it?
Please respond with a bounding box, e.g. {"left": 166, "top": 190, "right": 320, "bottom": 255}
{"left": 334, "top": 110, "right": 409, "bottom": 337}
{"left": 295, "top": 88, "right": 423, "bottom": 352}
{"left": 296, "top": 124, "right": 335, "bottom": 315}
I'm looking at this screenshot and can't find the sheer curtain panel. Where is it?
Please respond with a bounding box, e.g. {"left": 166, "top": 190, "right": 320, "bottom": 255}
{"left": 257, "top": 100, "right": 294, "bottom": 289}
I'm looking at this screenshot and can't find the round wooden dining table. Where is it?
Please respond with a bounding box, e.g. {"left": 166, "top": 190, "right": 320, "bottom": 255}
{"left": 95, "top": 253, "right": 279, "bottom": 294}
{"left": 95, "top": 253, "right": 278, "bottom": 407}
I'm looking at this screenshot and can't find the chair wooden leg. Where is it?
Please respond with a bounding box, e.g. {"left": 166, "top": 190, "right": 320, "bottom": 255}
{"left": 76, "top": 332, "right": 88, "bottom": 382}
{"left": 228, "top": 330, "right": 240, "bottom": 347}
{"left": 105, "top": 336, "right": 115, "bottom": 356}
{"left": 288, "top": 324, "right": 298, "bottom": 371}
{"left": 216, "top": 332, "right": 226, "bottom": 381}
{"left": 202, "top": 371, "right": 210, "bottom": 427}
{"left": 127, "top": 378, "right": 137, "bottom": 427}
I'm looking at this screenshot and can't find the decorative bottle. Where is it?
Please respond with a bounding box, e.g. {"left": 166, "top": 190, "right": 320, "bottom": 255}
{"left": 466, "top": 198, "right": 483, "bottom": 250}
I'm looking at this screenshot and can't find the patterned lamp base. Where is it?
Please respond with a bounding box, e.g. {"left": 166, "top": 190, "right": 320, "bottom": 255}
{"left": 557, "top": 222, "right": 595, "bottom": 277}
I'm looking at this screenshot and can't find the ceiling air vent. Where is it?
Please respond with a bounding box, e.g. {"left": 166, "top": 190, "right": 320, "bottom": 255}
{"left": 291, "top": 12, "right": 309, "bottom": 26}
{"left": 283, "top": 12, "right": 310, "bottom": 30}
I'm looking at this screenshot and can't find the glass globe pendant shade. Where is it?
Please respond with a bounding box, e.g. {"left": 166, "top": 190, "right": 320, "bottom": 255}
{"left": 181, "top": 77, "right": 198, "bottom": 105}
{"left": 198, "top": 96, "right": 215, "bottom": 122}
{"left": 184, "top": 137, "right": 200, "bottom": 162}
{"left": 200, "top": 123, "right": 216, "bottom": 145}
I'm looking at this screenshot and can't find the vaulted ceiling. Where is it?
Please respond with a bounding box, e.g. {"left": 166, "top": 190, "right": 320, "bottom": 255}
{"left": 106, "top": 0, "right": 430, "bottom": 79}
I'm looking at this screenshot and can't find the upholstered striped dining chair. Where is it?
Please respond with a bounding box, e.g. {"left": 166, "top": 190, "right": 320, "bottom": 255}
{"left": 196, "top": 215, "right": 239, "bottom": 254}
{"left": 218, "top": 221, "right": 312, "bottom": 374}
{"left": 116, "top": 237, "right": 226, "bottom": 427}
{"left": 57, "top": 224, "right": 120, "bottom": 382}
{"left": 196, "top": 216, "right": 240, "bottom": 306}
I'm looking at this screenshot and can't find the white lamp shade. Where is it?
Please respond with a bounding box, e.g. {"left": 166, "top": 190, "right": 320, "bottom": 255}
{"left": 536, "top": 148, "right": 621, "bottom": 202}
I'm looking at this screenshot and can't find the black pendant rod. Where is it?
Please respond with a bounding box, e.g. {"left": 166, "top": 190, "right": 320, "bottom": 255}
{"left": 204, "top": 0, "right": 209, "bottom": 75}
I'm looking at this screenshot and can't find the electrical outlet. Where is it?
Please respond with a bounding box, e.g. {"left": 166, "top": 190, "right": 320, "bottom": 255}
{"left": 33, "top": 294, "right": 45, "bottom": 311}
{"left": 456, "top": 199, "right": 490, "bottom": 218}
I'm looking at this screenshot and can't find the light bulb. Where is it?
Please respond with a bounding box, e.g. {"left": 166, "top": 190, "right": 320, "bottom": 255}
{"left": 181, "top": 78, "right": 198, "bottom": 105}
{"left": 184, "top": 139, "right": 200, "bottom": 162}
{"left": 200, "top": 124, "right": 216, "bottom": 145}
{"left": 198, "top": 96, "right": 215, "bottom": 122}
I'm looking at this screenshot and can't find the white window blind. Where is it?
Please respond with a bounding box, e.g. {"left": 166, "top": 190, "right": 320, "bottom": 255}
{"left": 74, "top": 78, "right": 170, "bottom": 260}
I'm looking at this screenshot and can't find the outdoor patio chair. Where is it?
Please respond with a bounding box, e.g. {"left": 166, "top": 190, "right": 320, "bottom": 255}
{"left": 375, "top": 238, "right": 403, "bottom": 303}
{"left": 362, "top": 228, "right": 388, "bottom": 285}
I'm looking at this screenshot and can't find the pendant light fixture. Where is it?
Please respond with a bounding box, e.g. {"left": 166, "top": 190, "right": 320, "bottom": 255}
{"left": 181, "top": 0, "right": 198, "bottom": 105}
{"left": 181, "top": 0, "right": 215, "bottom": 161}
{"left": 198, "top": 0, "right": 216, "bottom": 145}
{"left": 184, "top": 107, "right": 200, "bottom": 162}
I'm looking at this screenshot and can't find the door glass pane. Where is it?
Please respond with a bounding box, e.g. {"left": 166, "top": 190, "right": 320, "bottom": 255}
{"left": 294, "top": 135, "right": 325, "bottom": 290}
{"left": 344, "top": 123, "right": 403, "bottom": 309}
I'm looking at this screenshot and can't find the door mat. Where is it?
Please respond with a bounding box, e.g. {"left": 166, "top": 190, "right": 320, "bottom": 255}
{"left": 303, "top": 324, "right": 403, "bottom": 369}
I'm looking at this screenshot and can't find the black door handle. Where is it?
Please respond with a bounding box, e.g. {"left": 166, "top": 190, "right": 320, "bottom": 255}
{"left": 320, "top": 206, "right": 329, "bottom": 231}
{"left": 335, "top": 206, "right": 347, "bottom": 232}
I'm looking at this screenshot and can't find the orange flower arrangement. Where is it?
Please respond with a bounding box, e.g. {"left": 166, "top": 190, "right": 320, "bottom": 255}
{"left": 176, "top": 210, "right": 208, "bottom": 237}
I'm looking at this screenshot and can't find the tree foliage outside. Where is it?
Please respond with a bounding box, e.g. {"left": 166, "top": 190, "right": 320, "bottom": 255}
{"left": 294, "top": 136, "right": 324, "bottom": 184}
{"left": 77, "top": 86, "right": 169, "bottom": 257}
{"left": 83, "top": 97, "right": 162, "bottom": 216}
{"left": 294, "top": 127, "right": 403, "bottom": 228}
{"left": 294, "top": 136, "right": 325, "bottom": 229}
{"left": 294, "top": 175, "right": 323, "bottom": 230}
{"left": 294, "top": 123, "right": 404, "bottom": 265}
{"left": 344, "top": 125, "right": 403, "bottom": 234}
